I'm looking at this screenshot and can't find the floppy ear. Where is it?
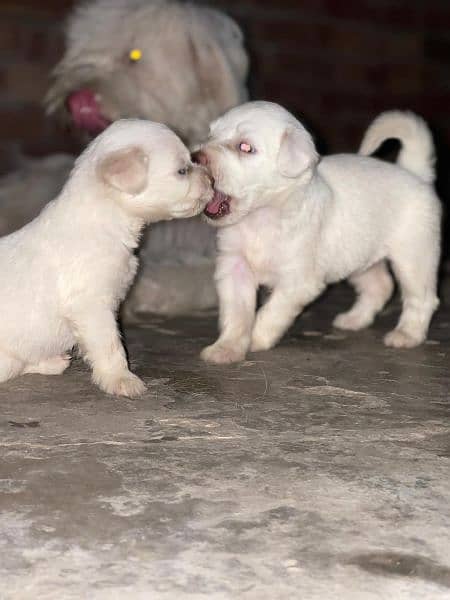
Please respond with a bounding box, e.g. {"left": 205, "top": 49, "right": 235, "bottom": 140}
{"left": 97, "top": 146, "right": 149, "bottom": 195}
{"left": 187, "top": 13, "right": 247, "bottom": 114}
{"left": 277, "top": 126, "right": 318, "bottom": 178}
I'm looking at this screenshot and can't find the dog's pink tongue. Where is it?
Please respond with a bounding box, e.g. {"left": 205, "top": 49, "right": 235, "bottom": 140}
{"left": 66, "top": 89, "right": 110, "bottom": 133}
{"left": 205, "top": 191, "right": 226, "bottom": 215}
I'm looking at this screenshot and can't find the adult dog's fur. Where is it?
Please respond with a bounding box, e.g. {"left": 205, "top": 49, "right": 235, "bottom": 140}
{"left": 196, "top": 102, "right": 441, "bottom": 364}
{"left": 0, "top": 120, "right": 212, "bottom": 396}
{"left": 45, "top": 0, "right": 248, "bottom": 146}
{"left": 0, "top": 0, "right": 249, "bottom": 317}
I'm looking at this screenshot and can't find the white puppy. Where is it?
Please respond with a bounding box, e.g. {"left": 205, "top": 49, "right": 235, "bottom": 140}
{"left": 0, "top": 119, "right": 211, "bottom": 395}
{"left": 196, "top": 102, "right": 441, "bottom": 364}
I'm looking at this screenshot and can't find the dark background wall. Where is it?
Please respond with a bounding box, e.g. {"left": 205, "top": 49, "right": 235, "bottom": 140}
{"left": 0, "top": 0, "right": 71, "bottom": 164}
{"left": 1, "top": 0, "right": 449, "bottom": 153}
{"left": 0, "top": 0, "right": 449, "bottom": 252}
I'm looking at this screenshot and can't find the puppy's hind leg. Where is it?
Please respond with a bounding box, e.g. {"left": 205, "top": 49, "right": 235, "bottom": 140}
{"left": 333, "top": 261, "right": 394, "bottom": 331}
{"left": 0, "top": 348, "right": 25, "bottom": 383}
{"left": 385, "top": 251, "right": 439, "bottom": 349}
{"left": 24, "top": 354, "right": 71, "bottom": 376}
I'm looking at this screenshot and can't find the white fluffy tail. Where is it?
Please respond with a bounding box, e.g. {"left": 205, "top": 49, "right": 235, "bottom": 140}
{"left": 359, "top": 110, "right": 435, "bottom": 183}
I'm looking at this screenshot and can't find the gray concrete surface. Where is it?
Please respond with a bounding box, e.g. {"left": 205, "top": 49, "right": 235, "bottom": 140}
{"left": 1, "top": 283, "right": 449, "bottom": 600}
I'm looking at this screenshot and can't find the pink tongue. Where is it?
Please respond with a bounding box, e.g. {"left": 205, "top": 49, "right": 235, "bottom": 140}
{"left": 66, "top": 89, "right": 110, "bottom": 133}
{"left": 206, "top": 191, "right": 227, "bottom": 214}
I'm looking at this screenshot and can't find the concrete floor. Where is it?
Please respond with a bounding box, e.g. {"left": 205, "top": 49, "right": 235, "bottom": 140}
{"left": 1, "top": 283, "right": 449, "bottom": 600}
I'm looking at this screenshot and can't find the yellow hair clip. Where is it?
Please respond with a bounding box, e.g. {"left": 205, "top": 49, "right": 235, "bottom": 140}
{"left": 129, "top": 48, "right": 142, "bottom": 62}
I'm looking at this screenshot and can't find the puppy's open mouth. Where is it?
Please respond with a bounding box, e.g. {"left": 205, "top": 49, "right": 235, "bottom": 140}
{"left": 203, "top": 189, "right": 231, "bottom": 219}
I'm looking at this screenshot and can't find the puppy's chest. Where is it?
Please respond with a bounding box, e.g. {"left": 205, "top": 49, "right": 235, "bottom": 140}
{"left": 91, "top": 251, "right": 138, "bottom": 302}
{"left": 115, "top": 254, "right": 139, "bottom": 299}
{"left": 236, "top": 220, "right": 282, "bottom": 284}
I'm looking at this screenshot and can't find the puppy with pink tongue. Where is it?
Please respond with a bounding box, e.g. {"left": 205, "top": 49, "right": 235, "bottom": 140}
{"left": 196, "top": 101, "right": 441, "bottom": 364}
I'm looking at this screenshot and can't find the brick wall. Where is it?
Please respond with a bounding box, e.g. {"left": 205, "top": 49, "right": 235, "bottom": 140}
{"left": 0, "top": 1, "right": 76, "bottom": 169}
{"left": 211, "top": 0, "right": 450, "bottom": 154}
{"left": 0, "top": 0, "right": 449, "bottom": 204}
{"left": 217, "top": 0, "right": 450, "bottom": 255}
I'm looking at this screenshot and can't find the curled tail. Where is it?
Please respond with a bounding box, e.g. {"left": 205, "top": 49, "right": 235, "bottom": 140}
{"left": 359, "top": 110, "right": 435, "bottom": 183}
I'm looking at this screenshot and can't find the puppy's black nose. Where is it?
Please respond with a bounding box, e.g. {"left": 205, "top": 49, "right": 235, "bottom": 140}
{"left": 192, "top": 150, "right": 208, "bottom": 166}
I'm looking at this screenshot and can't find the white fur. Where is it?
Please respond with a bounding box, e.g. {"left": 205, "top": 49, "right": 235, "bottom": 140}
{"left": 0, "top": 119, "right": 211, "bottom": 395}
{"left": 0, "top": 0, "right": 250, "bottom": 318}
{"left": 198, "top": 102, "right": 441, "bottom": 364}
{"left": 359, "top": 110, "right": 436, "bottom": 184}
{"left": 46, "top": 0, "right": 248, "bottom": 146}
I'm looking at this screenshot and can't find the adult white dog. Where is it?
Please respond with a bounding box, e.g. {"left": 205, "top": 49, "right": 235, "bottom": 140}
{"left": 0, "top": 120, "right": 211, "bottom": 396}
{"left": 0, "top": 0, "right": 249, "bottom": 317}
{"left": 195, "top": 102, "right": 441, "bottom": 364}
{"left": 45, "top": 0, "right": 248, "bottom": 146}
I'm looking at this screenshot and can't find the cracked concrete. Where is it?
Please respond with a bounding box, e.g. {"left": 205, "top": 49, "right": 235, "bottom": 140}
{"left": 0, "top": 283, "right": 449, "bottom": 599}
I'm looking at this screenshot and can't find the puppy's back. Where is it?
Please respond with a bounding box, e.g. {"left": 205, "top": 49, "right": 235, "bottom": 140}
{"left": 319, "top": 153, "right": 435, "bottom": 202}
{"left": 317, "top": 153, "right": 440, "bottom": 237}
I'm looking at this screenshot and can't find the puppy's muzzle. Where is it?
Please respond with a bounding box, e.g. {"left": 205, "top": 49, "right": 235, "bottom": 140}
{"left": 192, "top": 150, "right": 209, "bottom": 167}
{"left": 192, "top": 150, "right": 230, "bottom": 219}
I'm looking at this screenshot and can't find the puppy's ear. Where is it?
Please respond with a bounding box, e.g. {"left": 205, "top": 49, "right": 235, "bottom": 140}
{"left": 97, "top": 146, "right": 149, "bottom": 195}
{"left": 277, "top": 126, "right": 318, "bottom": 178}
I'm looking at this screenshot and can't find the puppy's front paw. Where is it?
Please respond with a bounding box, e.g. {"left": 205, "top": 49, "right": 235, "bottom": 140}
{"left": 250, "top": 329, "right": 275, "bottom": 353}
{"left": 384, "top": 329, "right": 422, "bottom": 349}
{"left": 333, "top": 310, "right": 372, "bottom": 331}
{"left": 95, "top": 370, "right": 146, "bottom": 397}
{"left": 200, "top": 343, "right": 245, "bottom": 364}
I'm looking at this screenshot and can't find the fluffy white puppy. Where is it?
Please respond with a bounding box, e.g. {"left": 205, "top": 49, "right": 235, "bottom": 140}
{"left": 196, "top": 102, "right": 441, "bottom": 364}
{"left": 0, "top": 120, "right": 211, "bottom": 395}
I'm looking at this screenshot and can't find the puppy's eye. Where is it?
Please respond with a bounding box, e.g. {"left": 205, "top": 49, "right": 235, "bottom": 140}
{"left": 129, "top": 48, "right": 142, "bottom": 63}
{"left": 178, "top": 166, "right": 191, "bottom": 176}
{"left": 238, "top": 142, "right": 254, "bottom": 154}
